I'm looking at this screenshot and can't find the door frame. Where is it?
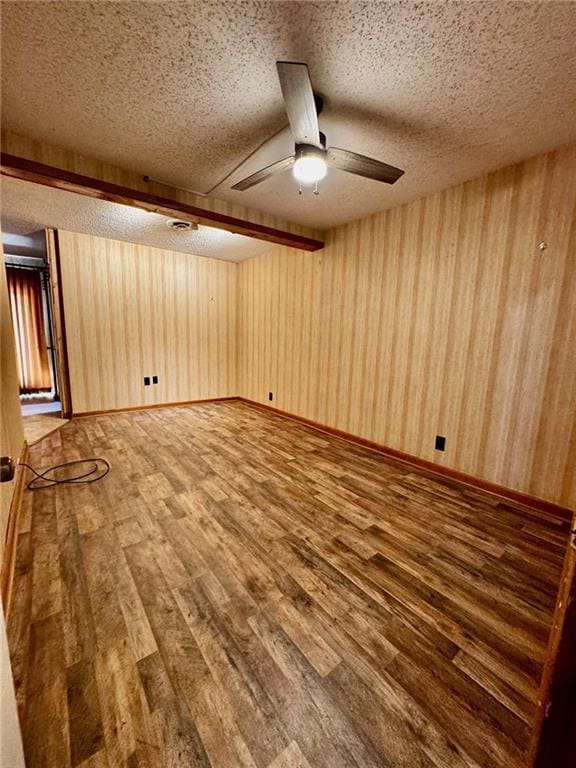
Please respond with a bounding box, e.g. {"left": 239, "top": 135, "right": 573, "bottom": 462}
{"left": 44, "top": 228, "right": 72, "bottom": 418}
{"left": 529, "top": 510, "right": 576, "bottom": 766}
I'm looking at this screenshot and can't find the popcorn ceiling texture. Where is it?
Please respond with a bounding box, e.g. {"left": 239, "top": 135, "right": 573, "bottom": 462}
{"left": 2, "top": 1, "right": 576, "bottom": 230}
{"left": 1, "top": 178, "right": 270, "bottom": 262}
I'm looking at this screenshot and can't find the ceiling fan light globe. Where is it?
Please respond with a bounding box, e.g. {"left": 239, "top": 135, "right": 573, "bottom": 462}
{"left": 293, "top": 155, "right": 327, "bottom": 185}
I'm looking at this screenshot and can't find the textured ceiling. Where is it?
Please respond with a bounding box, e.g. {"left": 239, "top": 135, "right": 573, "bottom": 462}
{"left": 2, "top": 1, "right": 576, "bottom": 230}
{"left": 0, "top": 177, "right": 271, "bottom": 262}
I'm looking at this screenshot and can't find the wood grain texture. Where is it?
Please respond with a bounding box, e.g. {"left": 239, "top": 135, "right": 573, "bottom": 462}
{"left": 238, "top": 397, "right": 573, "bottom": 521}
{"left": 57, "top": 230, "right": 238, "bottom": 414}
{"left": 530, "top": 509, "right": 576, "bottom": 767}
{"left": 73, "top": 396, "right": 236, "bottom": 418}
{"left": 238, "top": 144, "right": 576, "bottom": 508}
{"left": 7, "top": 401, "right": 569, "bottom": 768}
{"left": 0, "top": 443, "right": 28, "bottom": 615}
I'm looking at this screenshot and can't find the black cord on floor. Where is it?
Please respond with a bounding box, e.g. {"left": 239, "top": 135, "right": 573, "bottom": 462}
{"left": 19, "top": 458, "right": 111, "bottom": 490}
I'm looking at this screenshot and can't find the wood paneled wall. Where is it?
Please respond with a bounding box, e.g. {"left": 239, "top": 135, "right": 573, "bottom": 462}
{"left": 58, "top": 231, "right": 237, "bottom": 414}
{"left": 7, "top": 136, "right": 576, "bottom": 508}
{"left": 239, "top": 144, "right": 576, "bottom": 509}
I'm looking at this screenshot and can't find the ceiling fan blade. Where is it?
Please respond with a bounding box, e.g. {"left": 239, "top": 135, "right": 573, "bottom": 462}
{"left": 231, "top": 155, "right": 294, "bottom": 191}
{"left": 276, "top": 61, "right": 321, "bottom": 147}
{"left": 327, "top": 147, "right": 404, "bottom": 184}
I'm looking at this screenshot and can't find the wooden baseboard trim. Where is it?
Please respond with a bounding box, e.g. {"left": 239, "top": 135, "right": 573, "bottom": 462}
{"left": 237, "top": 398, "right": 573, "bottom": 522}
{"left": 73, "top": 396, "right": 237, "bottom": 418}
{"left": 1, "top": 442, "right": 29, "bottom": 616}
{"left": 71, "top": 395, "right": 574, "bottom": 520}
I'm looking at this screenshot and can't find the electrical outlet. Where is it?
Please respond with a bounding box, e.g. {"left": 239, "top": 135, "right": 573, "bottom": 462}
{"left": 268, "top": 392, "right": 274, "bottom": 401}
{"left": 144, "top": 376, "right": 151, "bottom": 386}
{"left": 152, "top": 375, "right": 158, "bottom": 384}
{"left": 435, "top": 435, "right": 446, "bottom": 451}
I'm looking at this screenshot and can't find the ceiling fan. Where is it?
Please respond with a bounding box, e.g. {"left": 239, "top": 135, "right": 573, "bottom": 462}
{"left": 231, "top": 61, "right": 405, "bottom": 194}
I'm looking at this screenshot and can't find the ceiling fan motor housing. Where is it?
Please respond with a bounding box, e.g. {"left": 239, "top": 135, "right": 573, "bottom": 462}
{"left": 295, "top": 143, "right": 326, "bottom": 162}
{"left": 294, "top": 131, "right": 327, "bottom": 160}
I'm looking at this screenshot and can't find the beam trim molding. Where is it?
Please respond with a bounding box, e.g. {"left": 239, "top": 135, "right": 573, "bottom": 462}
{"left": 0, "top": 153, "right": 325, "bottom": 252}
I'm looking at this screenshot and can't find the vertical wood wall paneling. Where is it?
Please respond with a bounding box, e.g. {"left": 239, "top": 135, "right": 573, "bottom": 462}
{"left": 238, "top": 144, "right": 576, "bottom": 509}
{"left": 58, "top": 231, "right": 237, "bottom": 414}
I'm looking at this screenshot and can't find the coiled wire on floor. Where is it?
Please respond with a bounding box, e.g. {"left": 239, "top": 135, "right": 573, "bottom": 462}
{"left": 19, "top": 458, "right": 111, "bottom": 490}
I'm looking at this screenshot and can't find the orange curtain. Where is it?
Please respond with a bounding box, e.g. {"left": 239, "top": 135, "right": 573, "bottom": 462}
{"left": 6, "top": 267, "right": 52, "bottom": 393}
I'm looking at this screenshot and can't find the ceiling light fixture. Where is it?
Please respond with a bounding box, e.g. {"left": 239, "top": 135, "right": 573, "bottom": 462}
{"left": 232, "top": 62, "right": 404, "bottom": 194}
{"left": 292, "top": 144, "right": 327, "bottom": 185}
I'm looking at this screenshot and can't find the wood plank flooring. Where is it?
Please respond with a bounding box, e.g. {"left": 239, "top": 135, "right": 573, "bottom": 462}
{"left": 7, "top": 401, "right": 570, "bottom": 768}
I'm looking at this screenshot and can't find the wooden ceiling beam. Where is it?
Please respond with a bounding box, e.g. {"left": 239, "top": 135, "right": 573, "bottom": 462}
{"left": 0, "top": 153, "right": 325, "bottom": 252}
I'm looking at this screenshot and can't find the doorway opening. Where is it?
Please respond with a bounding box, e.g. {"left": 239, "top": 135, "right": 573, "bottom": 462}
{"left": 2, "top": 230, "right": 69, "bottom": 443}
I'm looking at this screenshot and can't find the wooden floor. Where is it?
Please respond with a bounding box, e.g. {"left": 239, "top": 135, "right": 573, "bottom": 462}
{"left": 7, "top": 402, "right": 569, "bottom": 768}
